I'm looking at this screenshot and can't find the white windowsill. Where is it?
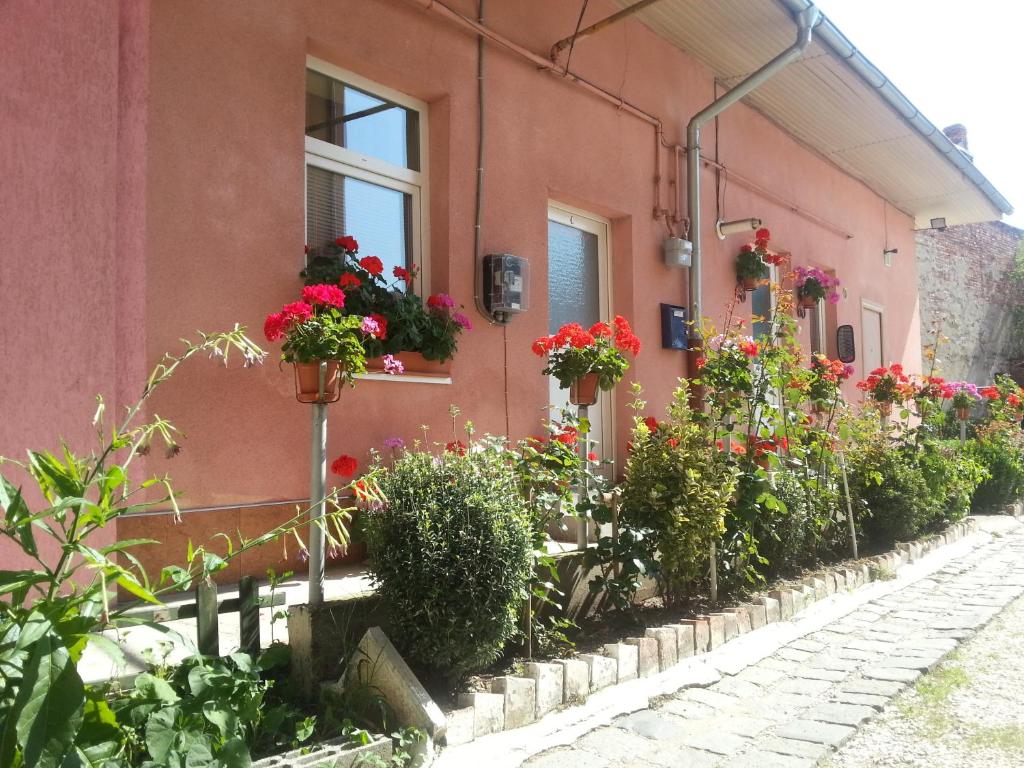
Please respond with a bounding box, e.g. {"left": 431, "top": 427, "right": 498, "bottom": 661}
{"left": 357, "top": 372, "right": 452, "bottom": 385}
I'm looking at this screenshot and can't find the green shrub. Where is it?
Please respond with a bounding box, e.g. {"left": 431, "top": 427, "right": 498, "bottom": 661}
{"left": 917, "top": 438, "right": 988, "bottom": 525}
{"left": 363, "top": 442, "right": 532, "bottom": 682}
{"left": 848, "top": 446, "right": 932, "bottom": 547}
{"left": 753, "top": 469, "right": 844, "bottom": 578}
{"left": 969, "top": 429, "right": 1024, "bottom": 512}
{"left": 619, "top": 383, "right": 737, "bottom": 600}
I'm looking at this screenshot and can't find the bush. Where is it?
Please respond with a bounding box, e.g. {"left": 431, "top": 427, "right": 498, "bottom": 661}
{"left": 848, "top": 446, "right": 932, "bottom": 547}
{"left": 917, "top": 438, "right": 987, "bottom": 525}
{"left": 363, "top": 442, "right": 533, "bottom": 682}
{"left": 969, "top": 428, "right": 1024, "bottom": 512}
{"left": 753, "top": 468, "right": 844, "bottom": 578}
{"left": 619, "top": 383, "right": 737, "bottom": 600}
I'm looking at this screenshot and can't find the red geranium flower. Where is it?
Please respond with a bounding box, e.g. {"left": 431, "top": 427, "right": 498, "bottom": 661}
{"left": 359, "top": 256, "right": 384, "bottom": 275}
{"left": 589, "top": 321, "right": 613, "bottom": 338}
{"left": 282, "top": 301, "right": 313, "bottom": 323}
{"left": 264, "top": 312, "right": 289, "bottom": 342}
{"left": 755, "top": 227, "right": 770, "bottom": 241}
{"left": 302, "top": 283, "right": 346, "bottom": 309}
{"left": 339, "top": 273, "right": 362, "bottom": 290}
{"left": 738, "top": 340, "right": 759, "bottom": 357}
{"left": 554, "top": 426, "right": 578, "bottom": 445}
{"left": 532, "top": 336, "right": 553, "bottom": 356}
{"left": 393, "top": 266, "right": 411, "bottom": 282}
{"left": 980, "top": 386, "right": 1000, "bottom": 400}
{"left": 667, "top": 438, "right": 679, "bottom": 448}
{"left": 335, "top": 235, "right": 358, "bottom": 252}
{"left": 643, "top": 416, "right": 659, "bottom": 432}
{"left": 369, "top": 313, "right": 388, "bottom": 340}
{"left": 587, "top": 452, "right": 599, "bottom": 462}
{"left": 445, "top": 440, "right": 467, "bottom": 455}
{"left": 331, "top": 454, "right": 358, "bottom": 477}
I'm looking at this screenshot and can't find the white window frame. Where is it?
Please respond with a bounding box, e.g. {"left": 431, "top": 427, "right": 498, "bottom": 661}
{"left": 809, "top": 297, "right": 827, "bottom": 356}
{"left": 304, "top": 57, "right": 430, "bottom": 292}
{"left": 546, "top": 202, "right": 615, "bottom": 468}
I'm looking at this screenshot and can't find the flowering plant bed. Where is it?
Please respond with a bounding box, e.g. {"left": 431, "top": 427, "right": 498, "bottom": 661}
{"left": 695, "top": 332, "right": 759, "bottom": 403}
{"left": 533, "top": 316, "right": 641, "bottom": 395}
{"left": 301, "top": 235, "right": 471, "bottom": 363}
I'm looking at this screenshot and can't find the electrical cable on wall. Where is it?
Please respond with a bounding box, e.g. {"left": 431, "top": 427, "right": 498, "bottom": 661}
{"left": 563, "top": 0, "right": 592, "bottom": 75}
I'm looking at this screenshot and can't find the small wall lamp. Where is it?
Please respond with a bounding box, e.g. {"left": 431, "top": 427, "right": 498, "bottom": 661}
{"left": 883, "top": 247, "right": 898, "bottom": 267}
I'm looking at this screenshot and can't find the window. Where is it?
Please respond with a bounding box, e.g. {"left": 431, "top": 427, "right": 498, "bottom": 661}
{"left": 809, "top": 300, "right": 827, "bottom": 356}
{"left": 751, "top": 264, "right": 779, "bottom": 342}
{"left": 304, "top": 59, "right": 428, "bottom": 283}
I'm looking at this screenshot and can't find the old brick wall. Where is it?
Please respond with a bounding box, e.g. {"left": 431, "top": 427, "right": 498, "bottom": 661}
{"left": 917, "top": 221, "right": 1024, "bottom": 383}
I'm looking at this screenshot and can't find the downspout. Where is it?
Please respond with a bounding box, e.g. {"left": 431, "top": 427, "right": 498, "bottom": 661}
{"left": 687, "top": 5, "right": 821, "bottom": 358}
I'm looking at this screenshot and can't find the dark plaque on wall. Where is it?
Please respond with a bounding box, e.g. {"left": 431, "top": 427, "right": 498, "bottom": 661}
{"left": 837, "top": 324, "right": 856, "bottom": 364}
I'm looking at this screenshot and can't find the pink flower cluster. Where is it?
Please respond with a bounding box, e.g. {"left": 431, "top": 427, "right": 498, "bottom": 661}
{"left": 794, "top": 266, "right": 841, "bottom": 304}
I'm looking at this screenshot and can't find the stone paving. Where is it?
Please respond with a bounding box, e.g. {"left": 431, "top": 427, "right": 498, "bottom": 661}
{"left": 523, "top": 523, "right": 1024, "bottom": 768}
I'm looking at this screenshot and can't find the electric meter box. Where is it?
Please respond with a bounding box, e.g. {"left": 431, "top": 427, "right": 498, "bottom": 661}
{"left": 483, "top": 253, "right": 530, "bottom": 318}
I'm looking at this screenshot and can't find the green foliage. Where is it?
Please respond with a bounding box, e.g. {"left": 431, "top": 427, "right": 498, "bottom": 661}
{"left": 113, "top": 647, "right": 314, "bottom": 766}
{"left": 848, "top": 445, "right": 932, "bottom": 547}
{"left": 0, "top": 328, "right": 361, "bottom": 768}
{"left": 969, "top": 428, "right": 1024, "bottom": 511}
{"left": 917, "top": 438, "right": 988, "bottom": 525}
{"left": 618, "top": 382, "right": 737, "bottom": 601}
{"left": 363, "top": 441, "right": 533, "bottom": 682}
{"left": 302, "top": 243, "right": 467, "bottom": 362}
{"left": 282, "top": 309, "right": 367, "bottom": 375}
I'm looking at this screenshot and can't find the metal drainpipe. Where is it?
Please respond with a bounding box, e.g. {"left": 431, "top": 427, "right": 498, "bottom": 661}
{"left": 686, "top": 5, "right": 821, "bottom": 358}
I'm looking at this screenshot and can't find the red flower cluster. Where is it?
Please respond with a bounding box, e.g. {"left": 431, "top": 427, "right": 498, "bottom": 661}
{"left": 554, "top": 425, "right": 579, "bottom": 445}
{"left": 587, "top": 451, "right": 599, "bottom": 462}
{"left": 445, "top": 440, "right": 467, "bottom": 455}
{"left": 810, "top": 354, "right": 854, "bottom": 384}
{"left": 339, "top": 273, "right": 362, "bottom": 290}
{"left": 613, "top": 315, "right": 642, "bottom": 355}
{"left": 738, "top": 340, "right": 759, "bottom": 358}
{"left": 643, "top": 416, "right": 659, "bottom": 432}
{"left": 979, "top": 386, "right": 1000, "bottom": 400}
{"left": 1009, "top": 394, "right": 1022, "bottom": 408}
{"left": 427, "top": 293, "right": 456, "bottom": 310}
{"left": 915, "top": 375, "right": 954, "bottom": 400}
{"left": 393, "top": 266, "right": 411, "bottom": 282}
{"left": 856, "top": 363, "right": 914, "bottom": 402}
{"left": 715, "top": 438, "right": 747, "bottom": 456}
{"left": 335, "top": 235, "right": 359, "bottom": 252}
{"left": 331, "top": 454, "right": 358, "bottom": 477}
{"left": 302, "top": 283, "right": 346, "bottom": 309}
{"left": 749, "top": 435, "right": 788, "bottom": 457}
{"left": 264, "top": 301, "right": 314, "bottom": 342}
{"left": 358, "top": 256, "right": 384, "bottom": 275}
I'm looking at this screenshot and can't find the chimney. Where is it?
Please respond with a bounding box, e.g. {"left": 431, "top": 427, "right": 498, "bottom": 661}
{"left": 943, "top": 123, "right": 974, "bottom": 161}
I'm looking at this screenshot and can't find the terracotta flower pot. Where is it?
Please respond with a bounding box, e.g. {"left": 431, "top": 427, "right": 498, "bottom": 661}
{"left": 877, "top": 400, "right": 893, "bottom": 417}
{"left": 798, "top": 294, "right": 818, "bottom": 309}
{"left": 294, "top": 360, "right": 342, "bottom": 404}
{"left": 569, "top": 373, "right": 600, "bottom": 406}
{"left": 365, "top": 351, "right": 451, "bottom": 376}
{"left": 741, "top": 276, "right": 759, "bottom": 291}
{"left": 955, "top": 405, "right": 971, "bottom": 421}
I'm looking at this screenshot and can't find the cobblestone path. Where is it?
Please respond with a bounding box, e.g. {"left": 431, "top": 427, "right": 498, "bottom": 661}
{"left": 523, "top": 523, "right": 1024, "bottom": 768}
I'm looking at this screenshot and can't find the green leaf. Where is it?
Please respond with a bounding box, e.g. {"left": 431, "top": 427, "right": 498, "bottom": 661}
{"left": 202, "top": 700, "right": 238, "bottom": 739}
{"left": 115, "top": 574, "right": 161, "bottom": 606}
{"left": 0, "top": 476, "right": 37, "bottom": 557}
{"left": 85, "top": 634, "right": 126, "bottom": 673}
{"left": 135, "top": 673, "right": 180, "bottom": 705}
{"left": 217, "top": 738, "right": 251, "bottom": 768}
{"left": 0, "top": 570, "right": 49, "bottom": 598}
{"left": 13, "top": 634, "right": 85, "bottom": 768}
{"left": 144, "top": 706, "right": 179, "bottom": 762}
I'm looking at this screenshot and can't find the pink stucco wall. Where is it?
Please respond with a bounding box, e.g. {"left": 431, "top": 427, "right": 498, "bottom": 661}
{"left": 1, "top": 0, "right": 150, "bottom": 571}
{"left": 3, "top": 0, "right": 922, "bottom": 582}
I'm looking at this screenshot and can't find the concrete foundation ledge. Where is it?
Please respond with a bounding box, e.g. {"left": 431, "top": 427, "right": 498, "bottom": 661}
{"left": 253, "top": 734, "right": 392, "bottom": 768}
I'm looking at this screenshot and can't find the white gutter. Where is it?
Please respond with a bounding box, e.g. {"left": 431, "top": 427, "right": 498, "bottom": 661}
{"left": 687, "top": 6, "right": 821, "bottom": 355}
{"left": 776, "top": 0, "right": 1013, "bottom": 218}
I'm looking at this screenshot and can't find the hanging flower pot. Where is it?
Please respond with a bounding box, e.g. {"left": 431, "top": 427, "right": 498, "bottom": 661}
{"left": 294, "top": 360, "right": 343, "bottom": 404}
{"left": 569, "top": 372, "right": 600, "bottom": 406}
{"left": 955, "top": 405, "right": 971, "bottom": 421}
{"left": 799, "top": 294, "right": 818, "bottom": 310}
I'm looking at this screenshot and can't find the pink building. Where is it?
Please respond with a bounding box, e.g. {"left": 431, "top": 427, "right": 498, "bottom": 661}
{"left": 2, "top": 0, "right": 1010, "bottom": 584}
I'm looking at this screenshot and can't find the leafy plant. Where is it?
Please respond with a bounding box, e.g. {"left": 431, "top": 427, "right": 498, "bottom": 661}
{"left": 794, "top": 265, "right": 840, "bottom": 304}
{"left": 362, "top": 440, "right": 533, "bottom": 683}
{"left": 617, "top": 382, "right": 737, "bottom": 601}
{"left": 301, "top": 235, "right": 471, "bottom": 362}
{"left": 532, "top": 317, "right": 640, "bottom": 391}
{"left": 0, "top": 327, "right": 359, "bottom": 768}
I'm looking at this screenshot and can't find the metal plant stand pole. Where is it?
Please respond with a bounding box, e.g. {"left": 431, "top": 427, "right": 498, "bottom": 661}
{"left": 839, "top": 451, "right": 858, "bottom": 559}
{"left": 576, "top": 404, "right": 589, "bottom": 551}
{"left": 308, "top": 364, "right": 329, "bottom": 605}
{"left": 960, "top": 419, "right": 967, "bottom": 446}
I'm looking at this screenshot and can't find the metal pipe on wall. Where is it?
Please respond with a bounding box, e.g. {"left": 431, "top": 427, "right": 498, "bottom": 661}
{"left": 686, "top": 5, "right": 821, "bottom": 355}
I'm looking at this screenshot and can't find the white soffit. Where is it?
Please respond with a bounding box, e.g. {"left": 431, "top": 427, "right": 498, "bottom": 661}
{"left": 612, "top": 0, "right": 1011, "bottom": 227}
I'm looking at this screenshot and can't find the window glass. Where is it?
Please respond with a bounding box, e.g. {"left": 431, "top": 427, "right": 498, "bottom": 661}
{"left": 751, "top": 283, "right": 772, "bottom": 341}
{"left": 809, "top": 302, "right": 825, "bottom": 355}
{"left": 306, "top": 164, "right": 412, "bottom": 275}
{"left": 547, "top": 219, "right": 600, "bottom": 333}
{"left": 305, "top": 69, "right": 420, "bottom": 171}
